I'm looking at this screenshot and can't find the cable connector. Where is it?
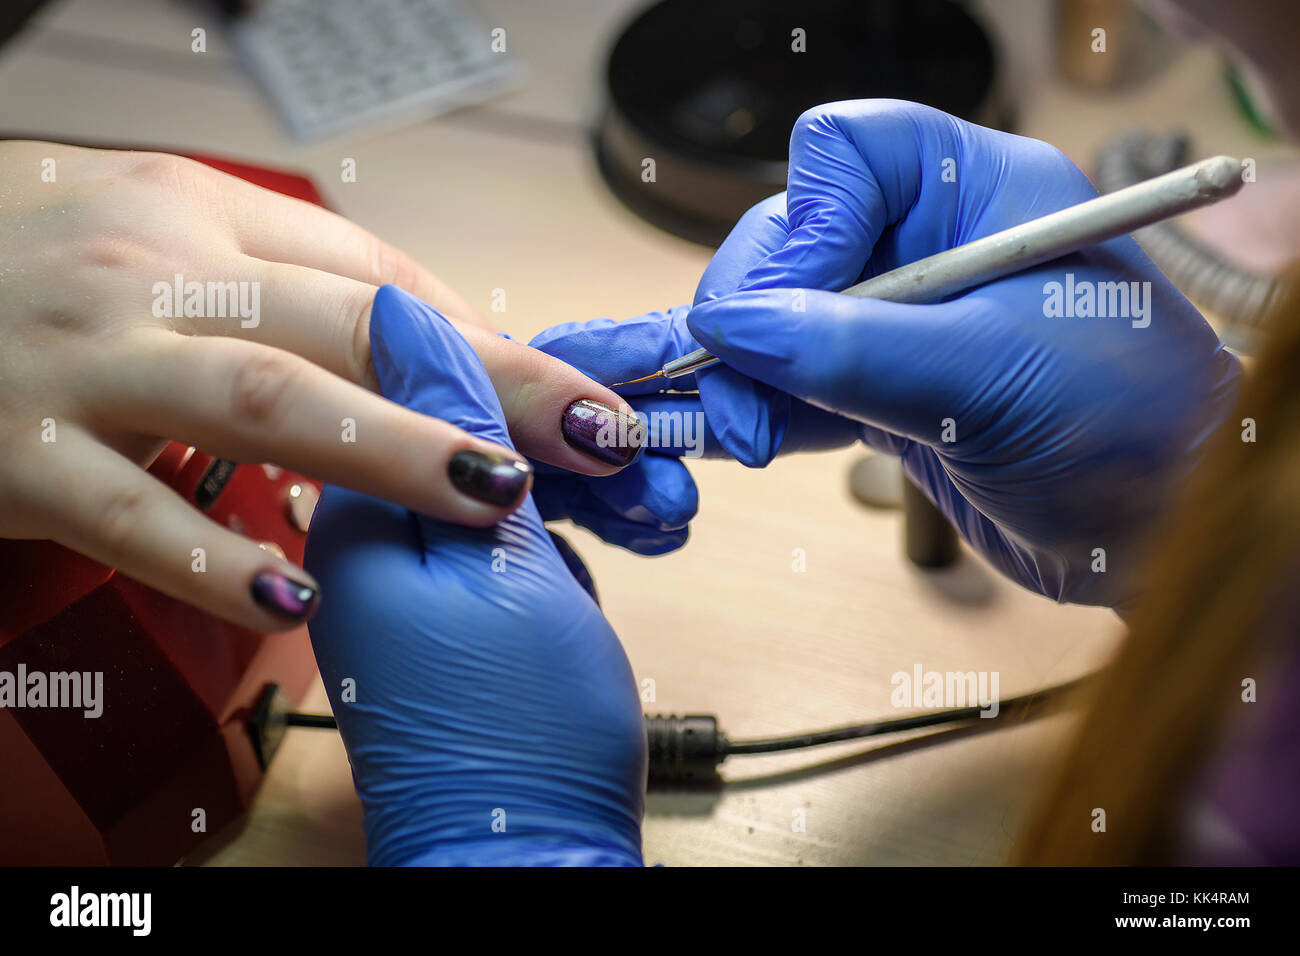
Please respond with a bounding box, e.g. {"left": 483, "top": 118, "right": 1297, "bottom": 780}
{"left": 248, "top": 683, "right": 291, "bottom": 771}
{"left": 644, "top": 713, "right": 727, "bottom": 784}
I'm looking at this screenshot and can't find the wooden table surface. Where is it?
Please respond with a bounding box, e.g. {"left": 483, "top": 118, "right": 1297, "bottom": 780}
{"left": 0, "top": 0, "right": 1280, "bottom": 866}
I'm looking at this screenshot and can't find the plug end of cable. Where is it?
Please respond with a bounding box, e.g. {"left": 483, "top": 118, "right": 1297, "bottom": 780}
{"left": 645, "top": 713, "right": 728, "bottom": 786}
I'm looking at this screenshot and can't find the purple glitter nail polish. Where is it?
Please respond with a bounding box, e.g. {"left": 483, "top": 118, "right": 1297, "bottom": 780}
{"left": 448, "top": 449, "right": 532, "bottom": 506}
{"left": 250, "top": 570, "right": 319, "bottom": 621}
{"left": 561, "top": 399, "right": 644, "bottom": 466}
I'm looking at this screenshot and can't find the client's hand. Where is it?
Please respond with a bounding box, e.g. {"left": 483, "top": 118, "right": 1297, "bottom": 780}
{"left": 305, "top": 287, "right": 646, "bottom": 866}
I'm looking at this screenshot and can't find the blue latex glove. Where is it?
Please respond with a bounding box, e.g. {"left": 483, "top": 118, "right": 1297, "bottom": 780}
{"left": 305, "top": 286, "right": 645, "bottom": 866}
{"left": 538, "top": 101, "right": 1242, "bottom": 608}
{"left": 529, "top": 452, "right": 695, "bottom": 556}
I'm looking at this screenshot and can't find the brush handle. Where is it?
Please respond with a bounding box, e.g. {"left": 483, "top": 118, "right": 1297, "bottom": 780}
{"left": 658, "top": 155, "right": 1243, "bottom": 381}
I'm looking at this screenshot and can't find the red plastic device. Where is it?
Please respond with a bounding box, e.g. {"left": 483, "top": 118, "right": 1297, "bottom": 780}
{"left": 0, "top": 154, "right": 327, "bottom": 865}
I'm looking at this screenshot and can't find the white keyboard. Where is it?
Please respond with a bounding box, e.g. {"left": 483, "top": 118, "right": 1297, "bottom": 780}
{"left": 231, "top": 0, "right": 520, "bottom": 142}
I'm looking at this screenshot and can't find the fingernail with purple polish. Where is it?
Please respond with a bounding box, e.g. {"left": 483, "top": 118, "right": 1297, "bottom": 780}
{"left": 448, "top": 449, "right": 532, "bottom": 506}
{"left": 562, "top": 399, "right": 644, "bottom": 466}
{"left": 251, "top": 570, "right": 319, "bottom": 622}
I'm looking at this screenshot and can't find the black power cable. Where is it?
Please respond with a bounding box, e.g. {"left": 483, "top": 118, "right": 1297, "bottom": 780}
{"left": 727, "top": 673, "right": 1092, "bottom": 755}
{"left": 642, "top": 673, "right": 1094, "bottom": 783}
{"left": 278, "top": 671, "right": 1095, "bottom": 784}
{"left": 283, "top": 712, "right": 338, "bottom": 729}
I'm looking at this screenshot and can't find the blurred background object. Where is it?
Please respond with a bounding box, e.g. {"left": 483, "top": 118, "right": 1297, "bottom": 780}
{"left": 1054, "top": 0, "right": 1174, "bottom": 89}
{"left": 597, "top": 0, "right": 1008, "bottom": 246}
{"left": 229, "top": 0, "right": 520, "bottom": 142}
{"left": 1144, "top": 0, "right": 1300, "bottom": 140}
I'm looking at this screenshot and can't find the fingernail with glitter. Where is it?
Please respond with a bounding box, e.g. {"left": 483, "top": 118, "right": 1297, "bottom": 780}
{"left": 561, "top": 399, "right": 645, "bottom": 466}
{"left": 250, "top": 570, "right": 319, "bottom": 622}
{"left": 448, "top": 449, "right": 532, "bottom": 506}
